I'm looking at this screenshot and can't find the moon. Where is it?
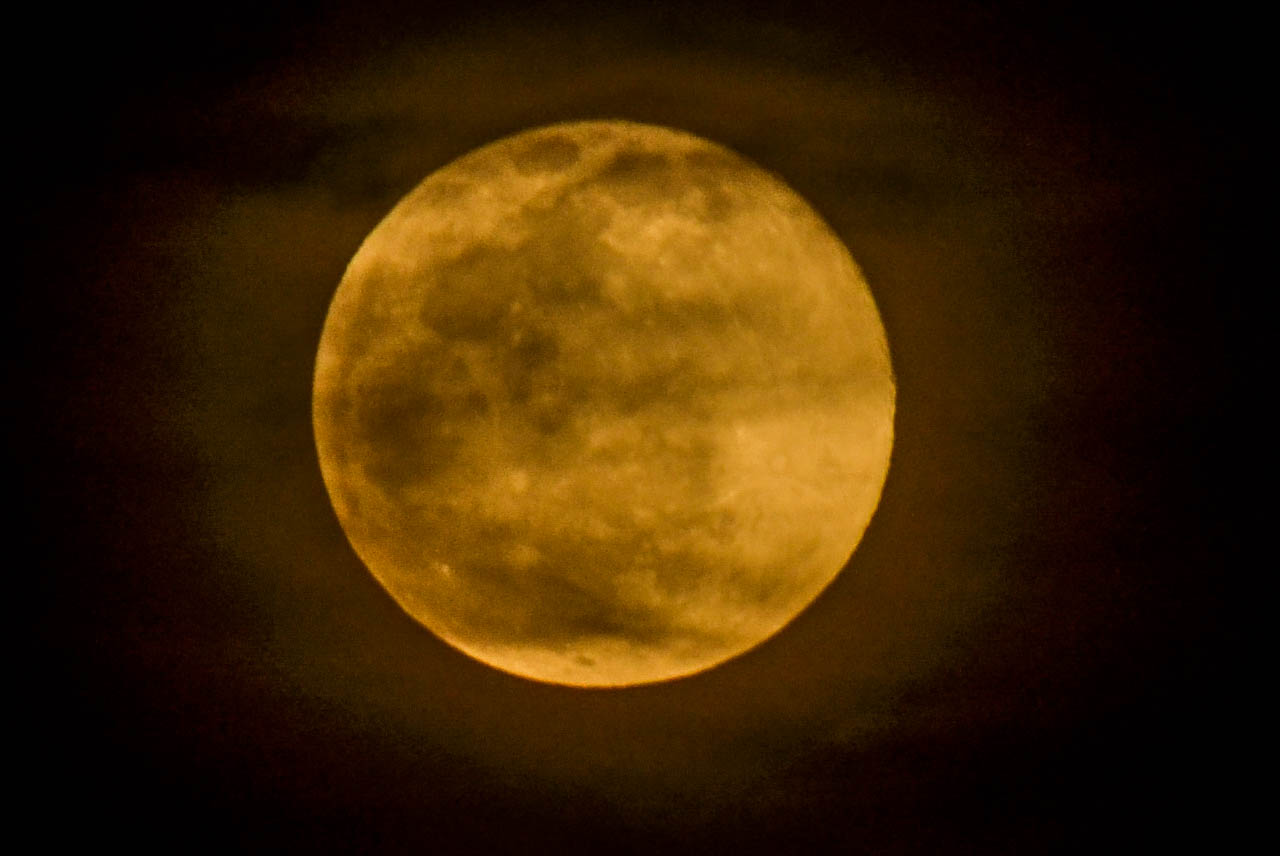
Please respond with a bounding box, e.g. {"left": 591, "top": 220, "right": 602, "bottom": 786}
{"left": 313, "top": 120, "right": 895, "bottom": 687}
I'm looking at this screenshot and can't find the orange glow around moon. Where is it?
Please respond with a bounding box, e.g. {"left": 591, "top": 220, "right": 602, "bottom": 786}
{"left": 312, "top": 120, "right": 895, "bottom": 687}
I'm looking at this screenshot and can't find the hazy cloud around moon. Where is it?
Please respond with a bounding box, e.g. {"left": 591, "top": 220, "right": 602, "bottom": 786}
{"left": 33, "top": 6, "right": 1240, "bottom": 848}
{"left": 177, "top": 15, "right": 1046, "bottom": 733}
{"left": 12, "top": 0, "right": 1250, "bottom": 852}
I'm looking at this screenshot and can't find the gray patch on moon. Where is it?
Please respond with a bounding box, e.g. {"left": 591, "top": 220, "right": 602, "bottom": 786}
{"left": 356, "top": 382, "right": 456, "bottom": 490}
{"left": 421, "top": 245, "right": 524, "bottom": 341}
{"left": 530, "top": 268, "right": 604, "bottom": 306}
{"left": 432, "top": 529, "right": 739, "bottom": 652}
{"left": 599, "top": 146, "right": 672, "bottom": 177}
{"left": 612, "top": 290, "right": 739, "bottom": 333}
{"left": 501, "top": 324, "right": 560, "bottom": 403}
{"left": 593, "top": 147, "right": 682, "bottom": 204}
{"left": 683, "top": 149, "right": 754, "bottom": 221}
{"left": 341, "top": 337, "right": 487, "bottom": 496}
{"left": 512, "top": 134, "right": 582, "bottom": 175}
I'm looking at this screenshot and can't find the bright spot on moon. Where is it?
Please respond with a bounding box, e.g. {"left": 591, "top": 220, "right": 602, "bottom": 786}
{"left": 313, "top": 120, "right": 895, "bottom": 687}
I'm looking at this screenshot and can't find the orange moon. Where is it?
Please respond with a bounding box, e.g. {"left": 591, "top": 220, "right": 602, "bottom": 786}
{"left": 313, "top": 120, "right": 895, "bottom": 687}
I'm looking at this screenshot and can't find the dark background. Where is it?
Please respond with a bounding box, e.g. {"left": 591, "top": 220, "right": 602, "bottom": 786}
{"left": 22, "top": 1, "right": 1244, "bottom": 852}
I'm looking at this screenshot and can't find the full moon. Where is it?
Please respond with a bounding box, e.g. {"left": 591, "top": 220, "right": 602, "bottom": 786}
{"left": 313, "top": 120, "right": 895, "bottom": 687}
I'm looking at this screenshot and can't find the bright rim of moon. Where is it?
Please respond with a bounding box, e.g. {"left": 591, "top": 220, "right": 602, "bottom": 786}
{"left": 313, "top": 120, "right": 895, "bottom": 687}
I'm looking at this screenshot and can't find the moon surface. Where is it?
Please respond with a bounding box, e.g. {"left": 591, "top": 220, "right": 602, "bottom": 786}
{"left": 313, "top": 120, "right": 895, "bottom": 687}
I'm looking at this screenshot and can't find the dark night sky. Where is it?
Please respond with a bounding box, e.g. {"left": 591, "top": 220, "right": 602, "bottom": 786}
{"left": 22, "top": 2, "right": 1245, "bottom": 852}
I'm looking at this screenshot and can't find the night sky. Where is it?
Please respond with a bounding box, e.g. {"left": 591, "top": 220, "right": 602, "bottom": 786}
{"left": 23, "top": 2, "right": 1243, "bottom": 851}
